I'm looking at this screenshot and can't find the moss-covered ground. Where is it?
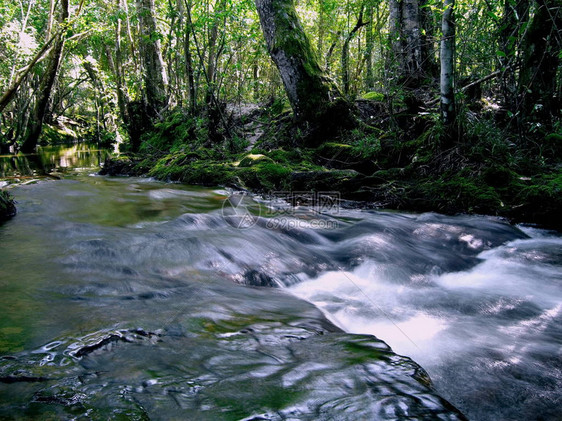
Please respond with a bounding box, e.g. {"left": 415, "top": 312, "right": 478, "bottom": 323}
{"left": 100, "top": 100, "right": 562, "bottom": 231}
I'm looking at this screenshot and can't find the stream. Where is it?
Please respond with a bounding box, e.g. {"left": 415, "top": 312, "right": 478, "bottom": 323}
{"left": 0, "top": 146, "right": 561, "bottom": 420}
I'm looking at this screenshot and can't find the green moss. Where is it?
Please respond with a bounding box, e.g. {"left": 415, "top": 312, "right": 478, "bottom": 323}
{"left": 361, "top": 92, "right": 385, "bottom": 102}
{"left": 266, "top": 148, "right": 299, "bottom": 164}
{"left": 139, "top": 111, "right": 199, "bottom": 154}
{"left": 411, "top": 172, "right": 503, "bottom": 214}
{"left": 41, "top": 124, "right": 77, "bottom": 145}
{"left": 237, "top": 161, "right": 292, "bottom": 191}
{"left": 314, "top": 142, "right": 362, "bottom": 170}
{"left": 238, "top": 154, "right": 274, "bottom": 167}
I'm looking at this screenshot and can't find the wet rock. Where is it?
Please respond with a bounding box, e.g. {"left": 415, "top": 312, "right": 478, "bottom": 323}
{"left": 0, "top": 190, "right": 16, "bottom": 221}
{"left": 242, "top": 269, "right": 278, "bottom": 287}
{"left": 0, "top": 375, "right": 48, "bottom": 384}
{"left": 98, "top": 157, "right": 145, "bottom": 176}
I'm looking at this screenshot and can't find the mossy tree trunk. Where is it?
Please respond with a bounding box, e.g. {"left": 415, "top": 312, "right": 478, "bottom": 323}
{"left": 255, "top": 0, "right": 353, "bottom": 143}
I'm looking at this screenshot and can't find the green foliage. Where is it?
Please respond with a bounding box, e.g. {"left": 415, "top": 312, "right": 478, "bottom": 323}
{"left": 228, "top": 134, "right": 250, "bottom": 153}
{"left": 139, "top": 112, "right": 198, "bottom": 154}
{"left": 350, "top": 134, "right": 381, "bottom": 160}
{"left": 267, "top": 97, "right": 290, "bottom": 116}
{"left": 41, "top": 124, "right": 77, "bottom": 145}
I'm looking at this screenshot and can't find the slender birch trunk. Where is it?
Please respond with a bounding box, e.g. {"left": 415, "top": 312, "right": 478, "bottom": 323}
{"left": 440, "top": 0, "right": 455, "bottom": 127}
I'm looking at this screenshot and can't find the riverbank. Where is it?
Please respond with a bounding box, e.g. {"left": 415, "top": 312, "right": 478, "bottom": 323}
{"left": 0, "top": 190, "right": 16, "bottom": 221}
{"left": 100, "top": 100, "right": 562, "bottom": 231}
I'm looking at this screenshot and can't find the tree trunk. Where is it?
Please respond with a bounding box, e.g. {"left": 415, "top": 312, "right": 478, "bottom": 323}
{"left": 440, "top": 0, "right": 455, "bottom": 128}
{"left": 388, "top": 0, "right": 425, "bottom": 87}
{"left": 255, "top": 0, "right": 351, "bottom": 140}
{"left": 402, "top": 0, "right": 422, "bottom": 79}
{"left": 136, "top": 0, "right": 168, "bottom": 118}
{"left": 21, "top": 0, "right": 69, "bottom": 153}
{"left": 518, "top": 0, "right": 561, "bottom": 125}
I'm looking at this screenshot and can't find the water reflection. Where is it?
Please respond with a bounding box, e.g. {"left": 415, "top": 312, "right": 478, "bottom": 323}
{"left": 0, "top": 143, "right": 110, "bottom": 180}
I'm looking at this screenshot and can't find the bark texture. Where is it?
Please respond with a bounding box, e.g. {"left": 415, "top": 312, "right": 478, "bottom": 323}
{"left": 440, "top": 0, "right": 455, "bottom": 127}
{"left": 388, "top": 0, "right": 425, "bottom": 87}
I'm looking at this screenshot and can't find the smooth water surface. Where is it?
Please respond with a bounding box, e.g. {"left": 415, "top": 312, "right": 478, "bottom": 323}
{"left": 0, "top": 149, "right": 560, "bottom": 420}
{"left": 0, "top": 143, "right": 109, "bottom": 183}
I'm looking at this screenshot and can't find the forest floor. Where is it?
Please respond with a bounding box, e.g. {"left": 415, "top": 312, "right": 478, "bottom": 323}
{"left": 100, "top": 98, "right": 562, "bottom": 231}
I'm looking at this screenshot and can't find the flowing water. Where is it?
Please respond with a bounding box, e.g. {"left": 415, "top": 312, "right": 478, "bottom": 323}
{"left": 0, "top": 146, "right": 561, "bottom": 420}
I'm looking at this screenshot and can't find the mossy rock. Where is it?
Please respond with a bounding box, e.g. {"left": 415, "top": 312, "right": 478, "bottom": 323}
{"left": 181, "top": 162, "right": 239, "bottom": 186}
{"left": 99, "top": 156, "right": 146, "bottom": 177}
{"left": 238, "top": 154, "right": 274, "bottom": 168}
{"left": 361, "top": 92, "right": 385, "bottom": 102}
{"left": 0, "top": 190, "right": 16, "bottom": 221}
{"left": 237, "top": 161, "right": 292, "bottom": 191}
{"left": 266, "top": 148, "right": 303, "bottom": 164}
